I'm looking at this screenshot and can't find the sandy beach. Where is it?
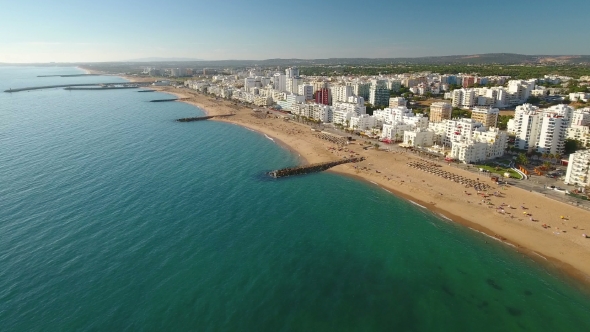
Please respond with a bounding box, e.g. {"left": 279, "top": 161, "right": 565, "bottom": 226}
{"left": 131, "top": 83, "right": 590, "bottom": 286}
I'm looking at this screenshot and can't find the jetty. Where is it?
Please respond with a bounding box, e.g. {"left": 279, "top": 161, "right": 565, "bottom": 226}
{"left": 4, "top": 82, "right": 145, "bottom": 93}
{"left": 138, "top": 89, "right": 156, "bottom": 92}
{"left": 64, "top": 86, "right": 138, "bottom": 90}
{"left": 150, "top": 98, "right": 182, "bottom": 102}
{"left": 177, "top": 114, "right": 234, "bottom": 122}
{"left": 37, "top": 74, "right": 100, "bottom": 77}
{"left": 269, "top": 157, "right": 364, "bottom": 178}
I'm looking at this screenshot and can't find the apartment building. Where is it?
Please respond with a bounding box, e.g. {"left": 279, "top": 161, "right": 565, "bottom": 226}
{"left": 564, "top": 150, "right": 590, "bottom": 187}
{"left": 389, "top": 97, "right": 407, "bottom": 108}
{"left": 471, "top": 107, "right": 500, "bottom": 128}
{"left": 513, "top": 104, "right": 571, "bottom": 155}
{"left": 429, "top": 102, "right": 452, "bottom": 123}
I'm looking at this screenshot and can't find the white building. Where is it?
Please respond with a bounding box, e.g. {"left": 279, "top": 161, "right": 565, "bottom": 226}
{"left": 564, "top": 150, "right": 590, "bottom": 187}
{"left": 286, "top": 77, "right": 302, "bottom": 94}
{"left": 273, "top": 73, "right": 287, "bottom": 92}
{"left": 382, "top": 122, "right": 414, "bottom": 141}
{"left": 566, "top": 126, "right": 590, "bottom": 148}
{"left": 350, "top": 114, "right": 379, "bottom": 131}
{"left": 292, "top": 103, "right": 332, "bottom": 123}
{"left": 403, "top": 128, "right": 435, "bottom": 147}
{"left": 373, "top": 106, "right": 417, "bottom": 125}
{"left": 513, "top": 104, "right": 573, "bottom": 155}
{"left": 389, "top": 97, "right": 407, "bottom": 108}
{"left": 332, "top": 108, "right": 355, "bottom": 126}
{"left": 569, "top": 92, "right": 590, "bottom": 102}
{"left": 449, "top": 127, "right": 507, "bottom": 163}
{"left": 330, "top": 85, "right": 354, "bottom": 103}
{"left": 507, "top": 79, "right": 536, "bottom": 102}
{"left": 285, "top": 67, "right": 299, "bottom": 78}
{"left": 571, "top": 108, "right": 590, "bottom": 126}
{"left": 298, "top": 84, "right": 314, "bottom": 100}
{"left": 333, "top": 97, "right": 366, "bottom": 116}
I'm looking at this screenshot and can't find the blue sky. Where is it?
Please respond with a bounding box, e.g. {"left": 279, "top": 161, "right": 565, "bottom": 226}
{"left": 1, "top": 0, "right": 589, "bottom": 63}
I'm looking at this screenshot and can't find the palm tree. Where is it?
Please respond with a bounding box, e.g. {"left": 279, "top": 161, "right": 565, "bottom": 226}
{"left": 543, "top": 161, "right": 552, "bottom": 170}
{"left": 554, "top": 154, "right": 562, "bottom": 165}
{"left": 542, "top": 152, "right": 549, "bottom": 160}
{"left": 516, "top": 153, "right": 529, "bottom": 166}
{"left": 548, "top": 153, "right": 555, "bottom": 165}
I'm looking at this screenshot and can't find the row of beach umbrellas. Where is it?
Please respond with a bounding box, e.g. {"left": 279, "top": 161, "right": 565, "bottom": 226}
{"left": 407, "top": 162, "right": 491, "bottom": 191}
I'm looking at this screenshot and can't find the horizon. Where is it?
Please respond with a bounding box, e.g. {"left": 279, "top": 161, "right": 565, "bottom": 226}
{"left": 2, "top": 53, "right": 590, "bottom": 65}
{"left": 1, "top": 0, "right": 590, "bottom": 63}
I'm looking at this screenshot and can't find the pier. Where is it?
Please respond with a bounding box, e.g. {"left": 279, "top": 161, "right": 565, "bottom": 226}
{"left": 150, "top": 98, "right": 183, "bottom": 102}
{"left": 138, "top": 89, "right": 156, "bottom": 92}
{"left": 37, "top": 74, "right": 100, "bottom": 77}
{"left": 269, "top": 157, "right": 364, "bottom": 178}
{"left": 64, "top": 86, "right": 138, "bottom": 90}
{"left": 176, "top": 114, "right": 235, "bottom": 122}
{"left": 4, "top": 82, "right": 146, "bottom": 93}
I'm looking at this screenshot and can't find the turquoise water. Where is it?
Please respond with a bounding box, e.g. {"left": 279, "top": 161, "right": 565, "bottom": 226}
{"left": 1, "top": 66, "right": 589, "bottom": 331}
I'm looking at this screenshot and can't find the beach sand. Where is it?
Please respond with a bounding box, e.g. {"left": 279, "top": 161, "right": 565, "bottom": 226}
{"left": 143, "top": 85, "right": 590, "bottom": 286}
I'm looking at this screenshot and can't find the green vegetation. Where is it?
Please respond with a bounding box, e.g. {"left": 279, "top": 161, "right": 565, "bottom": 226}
{"left": 452, "top": 108, "right": 472, "bottom": 118}
{"left": 567, "top": 192, "right": 589, "bottom": 201}
{"left": 390, "top": 86, "right": 410, "bottom": 97}
{"left": 300, "top": 64, "right": 590, "bottom": 79}
{"left": 365, "top": 103, "right": 381, "bottom": 115}
{"left": 565, "top": 139, "right": 585, "bottom": 154}
{"left": 566, "top": 80, "right": 590, "bottom": 94}
{"left": 516, "top": 153, "right": 529, "bottom": 166}
{"left": 497, "top": 115, "right": 513, "bottom": 130}
{"left": 477, "top": 163, "right": 522, "bottom": 179}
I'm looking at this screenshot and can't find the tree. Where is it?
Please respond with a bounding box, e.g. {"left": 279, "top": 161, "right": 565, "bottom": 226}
{"left": 542, "top": 152, "right": 549, "bottom": 160}
{"left": 543, "top": 161, "right": 552, "bottom": 170}
{"left": 497, "top": 115, "right": 513, "bottom": 130}
{"left": 548, "top": 153, "right": 555, "bottom": 164}
{"left": 516, "top": 153, "right": 529, "bottom": 166}
{"left": 526, "top": 95, "right": 541, "bottom": 105}
{"left": 565, "top": 138, "right": 583, "bottom": 154}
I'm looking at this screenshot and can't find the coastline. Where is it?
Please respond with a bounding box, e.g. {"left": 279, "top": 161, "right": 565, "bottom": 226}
{"left": 123, "top": 79, "right": 590, "bottom": 288}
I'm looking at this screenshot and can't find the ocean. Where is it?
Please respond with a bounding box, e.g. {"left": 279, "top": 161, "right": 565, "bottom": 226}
{"left": 1, "top": 66, "right": 589, "bottom": 331}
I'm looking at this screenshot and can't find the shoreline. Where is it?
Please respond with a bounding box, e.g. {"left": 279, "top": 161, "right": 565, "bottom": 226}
{"left": 122, "top": 78, "right": 590, "bottom": 289}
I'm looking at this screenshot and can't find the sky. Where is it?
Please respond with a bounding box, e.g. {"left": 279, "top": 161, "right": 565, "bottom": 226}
{"left": 1, "top": 0, "right": 589, "bottom": 63}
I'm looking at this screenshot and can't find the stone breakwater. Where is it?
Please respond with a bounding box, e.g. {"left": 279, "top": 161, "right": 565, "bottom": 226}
{"left": 269, "top": 157, "right": 364, "bottom": 178}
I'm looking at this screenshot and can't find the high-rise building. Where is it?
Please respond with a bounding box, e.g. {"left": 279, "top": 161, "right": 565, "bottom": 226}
{"left": 273, "top": 73, "right": 287, "bottom": 92}
{"left": 471, "top": 107, "right": 500, "bottom": 127}
{"left": 286, "top": 77, "right": 302, "bottom": 94}
{"left": 330, "top": 85, "right": 353, "bottom": 103}
{"left": 564, "top": 150, "right": 590, "bottom": 187}
{"left": 298, "top": 84, "right": 314, "bottom": 100}
{"left": 369, "top": 80, "right": 389, "bottom": 107}
{"left": 429, "top": 102, "right": 452, "bottom": 123}
{"left": 285, "top": 67, "right": 299, "bottom": 78}
{"left": 513, "top": 104, "right": 571, "bottom": 155}
{"left": 315, "top": 88, "right": 330, "bottom": 105}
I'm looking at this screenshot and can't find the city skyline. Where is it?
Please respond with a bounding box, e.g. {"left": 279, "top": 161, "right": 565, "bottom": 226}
{"left": 1, "top": 0, "right": 590, "bottom": 63}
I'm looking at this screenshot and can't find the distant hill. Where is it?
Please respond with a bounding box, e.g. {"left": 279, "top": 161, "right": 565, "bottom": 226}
{"left": 113, "top": 53, "right": 590, "bottom": 67}
{"left": 124, "top": 57, "right": 204, "bottom": 62}
{"left": 10, "top": 54, "right": 590, "bottom": 72}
